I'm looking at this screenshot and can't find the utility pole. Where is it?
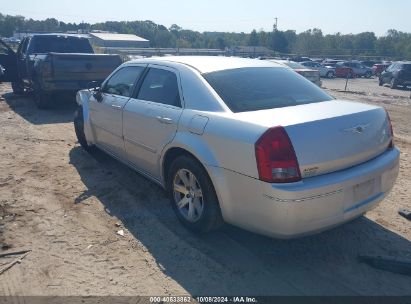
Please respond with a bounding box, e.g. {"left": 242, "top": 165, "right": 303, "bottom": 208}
{"left": 273, "top": 18, "right": 278, "bottom": 31}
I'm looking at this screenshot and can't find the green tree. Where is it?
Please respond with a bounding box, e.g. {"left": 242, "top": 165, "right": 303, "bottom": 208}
{"left": 248, "top": 29, "right": 259, "bottom": 46}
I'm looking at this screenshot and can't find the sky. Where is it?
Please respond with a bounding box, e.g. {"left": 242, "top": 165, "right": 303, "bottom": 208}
{"left": 1, "top": 0, "right": 410, "bottom": 36}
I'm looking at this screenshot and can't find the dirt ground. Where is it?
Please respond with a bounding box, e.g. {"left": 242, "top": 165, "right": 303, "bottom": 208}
{"left": 0, "top": 79, "right": 410, "bottom": 297}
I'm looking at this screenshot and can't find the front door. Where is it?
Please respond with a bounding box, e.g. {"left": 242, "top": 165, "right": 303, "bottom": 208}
{"left": 89, "top": 65, "right": 146, "bottom": 158}
{"left": 0, "top": 40, "right": 17, "bottom": 82}
{"left": 123, "top": 65, "right": 183, "bottom": 179}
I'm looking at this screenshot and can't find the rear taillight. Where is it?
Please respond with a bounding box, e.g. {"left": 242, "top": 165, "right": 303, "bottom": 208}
{"left": 385, "top": 110, "right": 394, "bottom": 148}
{"left": 255, "top": 126, "right": 302, "bottom": 183}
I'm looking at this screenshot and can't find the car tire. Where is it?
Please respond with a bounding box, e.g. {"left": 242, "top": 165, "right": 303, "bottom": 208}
{"left": 378, "top": 78, "right": 383, "bottom": 86}
{"left": 390, "top": 78, "right": 398, "bottom": 89}
{"left": 33, "top": 82, "right": 51, "bottom": 109}
{"left": 11, "top": 81, "right": 25, "bottom": 95}
{"left": 365, "top": 71, "right": 372, "bottom": 78}
{"left": 326, "top": 71, "right": 334, "bottom": 79}
{"left": 74, "top": 105, "right": 96, "bottom": 153}
{"left": 167, "top": 155, "right": 224, "bottom": 233}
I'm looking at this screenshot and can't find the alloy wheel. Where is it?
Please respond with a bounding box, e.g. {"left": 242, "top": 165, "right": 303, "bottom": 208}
{"left": 173, "top": 169, "right": 204, "bottom": 223}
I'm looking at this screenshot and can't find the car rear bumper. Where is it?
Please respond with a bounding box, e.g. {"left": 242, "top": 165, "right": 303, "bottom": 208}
{"left": 208, "top": 147, "right": 400, "bottom": 238}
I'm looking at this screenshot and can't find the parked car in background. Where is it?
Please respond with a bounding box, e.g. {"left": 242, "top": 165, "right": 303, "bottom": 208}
{"left": 322, "top": 59, "right": 342, "bottom": 66}
{"left": 379, "top": 61, "right": 411, "bottom": 89}
{"left": 0, "top": 40, "right": 18, "bottom": 83}
{"left": 300, "top": 61, "right": 335, "bottom": 78}
{"left": 337, "top": 61, "right": 373, "bottom": 78}
{"left": 334, "top": 65, "right": 354, "bottom": 78}
{"left": 74, "top": 56, "right": 399, "bottom": 238}
{"left": 269, "top": 60, "right": 321, "bottom": 86}
{"left": 289, "top": 56, "right": 311, "bottom": 62}
{"left": 0, "top": 34, "right": 122, "bottom": 108}
{"left": 372, "top": 63, "right": 391, "bottom": 76}
{"left": 361, "top": 60, "right": 379, "bottom": 68}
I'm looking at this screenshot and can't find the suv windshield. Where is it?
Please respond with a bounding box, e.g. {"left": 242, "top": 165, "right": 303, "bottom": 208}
{"left": 203, "top": 67, "right": 333, "bottom": 113}
{"left": 29, "top": 36, "right": 93, "bottom": 54}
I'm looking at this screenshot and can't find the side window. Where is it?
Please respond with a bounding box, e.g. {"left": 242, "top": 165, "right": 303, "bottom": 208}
{"left": 102, "top": 66, "right": 144, "bottom": 97}
{"left": 137, "top": 68, "right": 181, "bottom": 107}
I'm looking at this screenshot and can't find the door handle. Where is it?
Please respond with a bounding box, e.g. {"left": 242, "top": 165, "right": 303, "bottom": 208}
{"left": 156, "top": 116, "right": 173, "bottom": 124}
{"left": 111, "top": 104, "right": 122, "bottom": 109}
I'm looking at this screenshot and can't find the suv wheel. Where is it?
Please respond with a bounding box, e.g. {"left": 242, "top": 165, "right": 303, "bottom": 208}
{"left": 33, "top": 82, "right": 51, "bottom": 109}
{"left": 326, "top": 71, "right": 334, "bottom": 78}
{"left": 11, "top": 81, "right": 25, "bottom": 95}
{"left": 167, "top": 156, "right": 224, "bottom": 233}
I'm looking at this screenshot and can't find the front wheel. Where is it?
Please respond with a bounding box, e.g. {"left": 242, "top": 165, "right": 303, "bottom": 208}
{"left": 33, "top": 82, "right": 51, "bottom": 109}
{"left": 167, "top": 156, "right": 224, "bottom": 233}
{"left": 74, "top": 105, "right": 96, "bottom": 153}
{"left": 365, "top": 71, "right": 372, "bottom": 78}
{"left": 11, "top": 81, "right": 25, "bottom": 95}
{"left": 326, "top": 71, "right": 334, "bottom": 79}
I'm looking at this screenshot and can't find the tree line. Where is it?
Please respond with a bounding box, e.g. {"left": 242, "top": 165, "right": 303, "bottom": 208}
{"left": 1, "top": 13, "right": 410, "bottom": 59}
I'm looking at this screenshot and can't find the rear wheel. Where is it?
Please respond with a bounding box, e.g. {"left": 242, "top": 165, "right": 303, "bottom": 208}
{"left": 167, "top": 155, "right": 224, "bottom": 233}
{"left": 365, "top": 71, "right": 372, "bottom": 78}
{"left": 390, "top": 78, "right": 398, "bottom": 89}
{"left": 74, "top": 105, "right": 96, "bottom": 153}
{"left": 326, "top": 71, "right": 334, "bottom": 79}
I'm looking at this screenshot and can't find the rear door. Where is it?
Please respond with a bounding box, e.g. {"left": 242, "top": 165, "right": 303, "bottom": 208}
{"left": 123, "top": 65, "right": 183, "bottom": 179}
{"left": 0, "top": 40, "right": 18, "bottom": 82}
{"left": 89, "top": 65, "right": 146, "bottom": 158}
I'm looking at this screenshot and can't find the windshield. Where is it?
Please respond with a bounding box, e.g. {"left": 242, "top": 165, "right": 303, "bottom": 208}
{"left": 203, "top": 67, "right": 333, "bottom": 113}
{"left": 29, "top": 36, "right": 93, "bottom": 54}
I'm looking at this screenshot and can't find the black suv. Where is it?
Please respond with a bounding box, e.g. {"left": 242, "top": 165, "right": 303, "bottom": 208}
{"left": 379, "top": 61, "right": 411, "bottom": 89}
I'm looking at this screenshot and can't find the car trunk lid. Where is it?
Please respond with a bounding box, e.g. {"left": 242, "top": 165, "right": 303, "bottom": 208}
{"left": 235, "top": 100, "right": 392, "bottom": 178}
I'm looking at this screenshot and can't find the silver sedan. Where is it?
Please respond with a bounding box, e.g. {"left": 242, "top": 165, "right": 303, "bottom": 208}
{"left": 74, "top": 56, "right": 399, "bottom": 238}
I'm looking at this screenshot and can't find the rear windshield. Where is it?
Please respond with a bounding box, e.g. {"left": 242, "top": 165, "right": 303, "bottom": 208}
{"left": 29, "top": 36, "right": 93, "bottom": 54}
{"left": 203, "top": 67, "right": 333, "bottom": 113}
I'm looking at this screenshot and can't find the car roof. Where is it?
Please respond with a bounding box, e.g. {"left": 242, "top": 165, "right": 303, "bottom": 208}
{"left": 127, "top": 56, "right": 284, "bottom": 74}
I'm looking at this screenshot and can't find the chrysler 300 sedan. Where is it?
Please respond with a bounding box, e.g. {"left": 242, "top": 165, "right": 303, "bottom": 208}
{"left": 74, "top": 56, "right": 400, "bottom": 238}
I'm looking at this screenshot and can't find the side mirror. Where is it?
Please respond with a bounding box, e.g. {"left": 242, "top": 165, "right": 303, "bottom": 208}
{"left": 93, "top": 89, "right": 103, "bottom": 102}
{"left": 87, "top": 80, "right": 100, "bottom": 91}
